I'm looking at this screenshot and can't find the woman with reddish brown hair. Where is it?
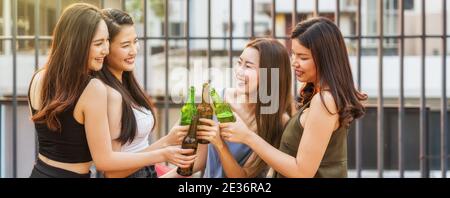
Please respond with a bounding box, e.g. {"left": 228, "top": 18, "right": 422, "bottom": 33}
{"left": 27, "top": 3, "right": 194, "bottom": 178}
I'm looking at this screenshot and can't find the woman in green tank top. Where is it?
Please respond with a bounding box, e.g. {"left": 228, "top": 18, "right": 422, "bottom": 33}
{"left": 219, "top": 17, "right": 367, "bottom": 178}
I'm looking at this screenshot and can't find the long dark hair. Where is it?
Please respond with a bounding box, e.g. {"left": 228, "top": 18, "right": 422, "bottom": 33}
{"left": 32, "top": 3, "right": 104, "bottom": 131}
{"left": 96, "top": 8, "right": 156, "bottom": 145}
{"left": 291, "top": 17, "right": 367, "bottom": 128}
{"left": 244, "top": 38, "right": 292, "bottom": 177}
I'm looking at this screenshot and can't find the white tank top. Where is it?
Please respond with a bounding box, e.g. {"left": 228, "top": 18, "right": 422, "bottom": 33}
{"left": 120, "top": 106, "right": 154, "bottom": 153}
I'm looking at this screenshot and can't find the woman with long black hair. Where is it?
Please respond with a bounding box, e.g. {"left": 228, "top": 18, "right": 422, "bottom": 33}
{"left": 96, "top": 8, "right": 193, "bottom": 178}
{"left": 220, "top": 17, "right": 367, "bottom": 178}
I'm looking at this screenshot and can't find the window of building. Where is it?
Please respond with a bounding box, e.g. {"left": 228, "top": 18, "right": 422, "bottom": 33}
{"left": 244, "top": 22, "right": 269, "bottom": 37}
{"left": 393, "top": 0, "right": 414, "bottom": 10}
{"left": 161, "top": 22, "right": 186, "bottom": 37}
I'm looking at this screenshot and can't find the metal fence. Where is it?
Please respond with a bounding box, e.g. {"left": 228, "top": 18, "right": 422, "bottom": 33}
{"left": 0, "top": 0, "right": 448, "bottom": 178}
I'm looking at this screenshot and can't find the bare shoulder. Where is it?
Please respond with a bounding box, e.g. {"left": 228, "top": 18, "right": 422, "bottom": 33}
{"left": 105, "top": 86, "right": 122, "bottom": 103}
{"left": 33, "top": 69, "right": 46, "bottom": 81}
{"left": 30, "top": 69, "right": 46, "bottom": 91}
{"left": 86, "top": 78, "right": 107, "bottom": 91}
{"left": 104, "top": 86, "right": 122, "bottom": 113}
{"left": 29, "top": 69, "right": 46, "bottom": 109}
{"left": 80, "top": 78, "right": 108, "bottom": 101}
{"left": 311, "top": 91, "right": 337, "bottom": 115}
{"left": 282, "top": 113, "right": 290, "bottom": 126}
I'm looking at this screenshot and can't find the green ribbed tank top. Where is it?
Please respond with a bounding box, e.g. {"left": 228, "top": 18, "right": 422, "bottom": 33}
{"left": 274, "top": 101, "right": 348, "bottom": 178}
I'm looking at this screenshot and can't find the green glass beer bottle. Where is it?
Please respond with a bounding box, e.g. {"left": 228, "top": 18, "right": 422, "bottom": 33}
{"left": 197, "top": 83, "right": 214, "bottom": 144}
{"left": 180, "top": 86, "right": 197, "bottom": 126}
{"left": 210, "top": 88, "right": 236, "bottom": 123}
{"left": 177, "top": 115, "right": 199, "bottom": 176}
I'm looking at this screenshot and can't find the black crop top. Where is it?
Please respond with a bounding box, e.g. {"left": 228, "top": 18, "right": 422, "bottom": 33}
{"left": 28, "top": 74, "right": 93, "bottom": 163}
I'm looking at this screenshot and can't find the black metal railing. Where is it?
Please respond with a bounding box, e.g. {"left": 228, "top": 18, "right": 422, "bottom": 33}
{"left": 0, "top": 0, "right": 448, "bottom": 178}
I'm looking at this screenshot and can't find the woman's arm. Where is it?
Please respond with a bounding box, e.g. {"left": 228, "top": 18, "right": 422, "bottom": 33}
{"left": 145, "top": 122, "right": 189, "bottom": 151}
{"left": 102, "top": 86, "right": 157, "bottom": 177}
{"left": 103, "top": 144, "right": 195, "bottom": 178}
{"left": 197, "top": 118, "right": 251, "bottom": 178}
{"left": 82, "top": 79, "right": 195, "bottom": 172}
{"left": 102, "top": 90, "right": 191, "bottom": 177}
{"left": 192, "top": 143, "right": 208, "bottom": 174}
{"left": 159, "top": 143, "right": 208, "bottom": 178}
{"left": 105, "top": 133, "right": 194, "bottom": 178}
{"left": 28, "top": 70, "right": 44, "bottom": 115}
{"left": 214, "top": 141, "right": 251, "bottom": 178}
{"left": 221, "top": 93, "right": 338, "bottom": 178}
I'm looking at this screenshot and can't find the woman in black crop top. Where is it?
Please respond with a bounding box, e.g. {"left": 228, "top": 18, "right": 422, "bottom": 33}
{"left": 28, "top": 3, "right": 195, "bottom": 178}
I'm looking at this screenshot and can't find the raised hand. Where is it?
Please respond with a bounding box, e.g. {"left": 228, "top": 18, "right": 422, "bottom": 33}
{"left": 219, "top": 112, "right": 254, "bottom": 144}
{"left": 162, "top": 145, "right": 196, "bottom": 168}
{"left": 197, "top": 118, "right": 224, "bottom": 148}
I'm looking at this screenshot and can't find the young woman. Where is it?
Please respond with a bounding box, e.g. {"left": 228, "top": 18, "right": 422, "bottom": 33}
{"left": 162, "top": 38, "right": 293, "bottom": 178}
{"left": 27, "top": 3, "right": 195, "bottom": 178}
{"left": 96, "top": 8, "right": 191, "bottom": 178}
{"left": 220, "top": 17, "right": 367, "bottom": 178}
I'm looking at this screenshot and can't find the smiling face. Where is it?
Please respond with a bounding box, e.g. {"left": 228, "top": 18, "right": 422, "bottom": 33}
{"left": 88, "top": 20, "right": 110, "bottom": 71}
{"left": 234, "top": 47, "right": 260, "bottom": 95}
{"left": 106, "top": 25, "right": 139, "bottom": 73}
{"left": 291, "top": 39, "right": 317, "bottom": 84}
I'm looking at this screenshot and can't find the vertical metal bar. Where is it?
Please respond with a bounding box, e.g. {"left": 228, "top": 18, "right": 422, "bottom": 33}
{"left": 143, "top": 0, "right": 148, "bottom": 91}
{"left": 164, "top": 0, "right": 169, "bottom": 134}
{"left": 314, "top": 0, "right": 319, "bottom": 17}
{"left": 35, "top": 0, "right": 40, "bottom": 71}
{"left": 251, "top": 0, "right": 254, "bottom": 39}
{"left": 336, "top": 0, "right": 340, "bottom": 27}
{"left": 441, "top": 0, "right": 448, "bottom": 178}
{"left": 101, "top": 0, "right": 105, "bottom": 8}
{"left": 398, "top": 0, "right": 405, "bottom": 178}
{"left": 122, "top": 0, "right": 126, "bottom": 11}
{"left": 377, "top": 0, "right": 384, "bottom": 178}
{"left": 207, "top": 1, "right": 214, "bottom": 81}
{"left": 292, "top": 0, "right": 298, "bottom": 98}
{"left": 12, "top": 0, "right": 18, "bottom": 178}
{"left": 34, "top": 0, "right": 40, "bottom": 160}
{"left": 420, "top": 0, "right": 428, "bottom": 178}
{"left": 292, "top": 0, "right": 297, "bottom": 33}
{"left": 355, "top": 0, "right": 362, "bottom": 178}
{"left": 272, "top": 0, "right": 276, "bottom": 37}
{"left": 186, "top": 0, "right": 190, "bottom": 88}
{"left": 229, "top": 0, "right": 233, "bottom": 86}
{"left": 0, "top": 105, "right": 2, "bottom": 178}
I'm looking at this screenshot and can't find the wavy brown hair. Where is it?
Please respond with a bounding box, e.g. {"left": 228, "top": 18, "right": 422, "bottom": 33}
{"left": 291, "top": 17, "right": 367, "bottom": 128}
{"left": 243, "top": 38, "right": 292, "bottom": 177}
{"left": 31, "top": 3, "right": 104, "bottom": 131}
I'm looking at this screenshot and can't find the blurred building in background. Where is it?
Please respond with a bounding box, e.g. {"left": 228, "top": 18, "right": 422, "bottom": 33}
{"left": 0, "top": 0, "right": 449, "bottom": 178}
